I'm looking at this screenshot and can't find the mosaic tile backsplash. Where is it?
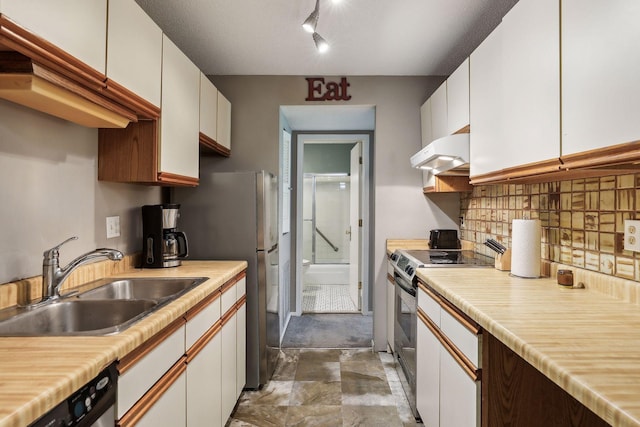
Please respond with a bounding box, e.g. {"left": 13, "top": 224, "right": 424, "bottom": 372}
{"left": 460, "top": 174, "right": 640, "bottom": 281}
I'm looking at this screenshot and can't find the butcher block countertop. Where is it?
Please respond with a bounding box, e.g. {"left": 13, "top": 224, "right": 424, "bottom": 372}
{"left": 416, "top": 267, "right": 640, "bottom": 427}
{"left": 0, "top": 260, "right": 247, "bottom": 427}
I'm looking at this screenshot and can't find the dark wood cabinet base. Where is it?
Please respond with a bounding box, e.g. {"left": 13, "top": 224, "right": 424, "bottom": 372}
{"left": 482, "top": 333, "right": 610, "bottom": 427}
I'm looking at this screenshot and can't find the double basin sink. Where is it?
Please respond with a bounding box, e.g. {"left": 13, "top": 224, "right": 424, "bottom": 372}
{"left": 0, "top": 277, "right": 208, "bottom": 336}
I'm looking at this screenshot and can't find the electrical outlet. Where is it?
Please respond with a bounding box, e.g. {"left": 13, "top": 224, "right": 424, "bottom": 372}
{"left": 106, "top": 216, "right": 120, "bottom": 239}
{"left": 624, "top": 219, "right": 640, "bottom": 252}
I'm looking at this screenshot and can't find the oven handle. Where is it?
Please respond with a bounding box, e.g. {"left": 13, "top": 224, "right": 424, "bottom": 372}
{"left": 394, "top": 273, "right": 416, "bottom": 297}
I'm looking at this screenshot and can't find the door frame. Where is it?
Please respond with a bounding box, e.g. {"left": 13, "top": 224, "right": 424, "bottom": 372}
{"left": 293, "top": 132, "right": 372, "bottom": 316}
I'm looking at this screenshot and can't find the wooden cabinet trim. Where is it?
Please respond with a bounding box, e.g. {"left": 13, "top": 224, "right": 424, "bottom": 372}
{"left": 117, "top": 356, "right": 187, "bottom": 427}
{"left": 221, "top": 271, "right": 246, "bottom": 295}
{"left": 118, "top": 316, "right": 186, "bottom": 375}
{"left": 104, "top": 78, "right": 160, "bottom": 120}
{"left": 387, "top": 273, "right": 394, "bottom": 283}
{"left": 221, "top": 305, "right": 236, "bottom": 326}
{"left": 419, "top": 307, "right": 480, "bottom": 382}
{"left": 235, "top": 294, "right": 247, "bottom": 310}
{"left": 184, "top": 288, "right": 221, "bottom": 322}
{"left": 199, "top": 131, "right": 230, "bottom": 157}
{"left": 470, "top": 141, "right": 640, "bottom": 185}
{"left": 423, "top": 175, "right": 473, "bottom": 193}
{"left": 418, "top": 281, "right": 480, "bottom": 335}
{"left": 186, "top": 319, "right": 222, "bottom": 363}
{"left": 157, "top": 171, "right": 198, "bottom": 187}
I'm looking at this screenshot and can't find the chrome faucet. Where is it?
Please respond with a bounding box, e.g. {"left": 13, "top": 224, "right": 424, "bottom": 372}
{"left": 41, "top": 236, "right": 123, "bottom": 302}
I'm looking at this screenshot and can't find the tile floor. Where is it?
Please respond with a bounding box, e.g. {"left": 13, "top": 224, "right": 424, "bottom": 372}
{"left": 302, "top": 284, "right": 358, "bottom": 313}
{"left": 228, "top": 348, "right": 420, "bottom": 426}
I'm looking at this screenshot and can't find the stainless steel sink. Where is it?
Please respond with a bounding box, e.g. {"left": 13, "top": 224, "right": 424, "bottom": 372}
{"left": 0, "top": 299, "right": 158, "bottom": 336}
{"left": 76, "top": 277, "right": 209, "bottom": 302}
{"left": 0, "top": 276, "right": 209, "bottom": 336}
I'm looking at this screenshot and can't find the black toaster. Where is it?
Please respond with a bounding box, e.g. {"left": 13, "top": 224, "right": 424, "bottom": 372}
{"left": 429, "top": 229, "right": 460, "bottom": 249}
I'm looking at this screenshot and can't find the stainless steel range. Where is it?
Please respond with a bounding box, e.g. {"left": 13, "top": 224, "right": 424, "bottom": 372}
{"left": 390, "top": 248, "right": 493, "bottom": 419}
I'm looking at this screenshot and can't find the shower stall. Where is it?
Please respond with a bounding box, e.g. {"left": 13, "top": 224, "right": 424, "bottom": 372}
{"left": 302, "top": 173, "right": 356, "bottom": 312}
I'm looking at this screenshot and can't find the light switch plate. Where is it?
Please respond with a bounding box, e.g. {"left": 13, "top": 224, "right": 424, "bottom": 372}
{"left": 106, "top": 216, "right": 120, "bottom": 239}
{"left": 624, "top": 219, "right": 640, "bottom": 252}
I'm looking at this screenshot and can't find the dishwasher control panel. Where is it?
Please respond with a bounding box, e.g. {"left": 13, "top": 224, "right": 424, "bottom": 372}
{"left": 30, "top": 361, "right": 117, "bottom": 427}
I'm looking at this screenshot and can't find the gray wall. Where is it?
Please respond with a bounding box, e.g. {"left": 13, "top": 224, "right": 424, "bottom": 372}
{"left": 0, "top": 99, "right": 161, "bottom": 284}
{"left": 304, "top": 143, "right": 355, "bottom": 174}
{"left": 203, "top": 75, "right": 462, "bottom": 351}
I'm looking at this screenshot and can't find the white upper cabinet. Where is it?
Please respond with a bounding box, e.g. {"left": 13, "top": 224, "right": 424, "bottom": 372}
{"left": 469, "top": 25, "right": 503, "bottom": 177}
{"left": 199, "top": 72, "right": 219, "bottom": 141}
{"left": 431, "top": 82, "right": 448, "bottom": 140}
{"left": 107, "top": 0, "right": 162, "bottom": 108}
{"left": 470, "top": 0, "right": 559, "bottom": 177}
{"left": 561, "top": 0, "right": 640, "bottom": 155}
{"left": 216, "top": 91, "right": 232, "bottom": 151}
{"left": 160, "top": 34, "right": 200, "bottom": 179}
{"left": 0, "top": 0, "right": 107, "bottom": 73}
{"left": 447, "top": 58, "right": 470, "bottom": 135}
{"left": 501, "top": 0, "right": 560, "bottom": 166}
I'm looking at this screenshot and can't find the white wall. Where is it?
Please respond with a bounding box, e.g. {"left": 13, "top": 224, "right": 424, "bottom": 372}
{"left": 206, "top": 76, "right": 458, "bottom": 351}
{"left": 0, "top": 99, "right": 161, "bottom": 284}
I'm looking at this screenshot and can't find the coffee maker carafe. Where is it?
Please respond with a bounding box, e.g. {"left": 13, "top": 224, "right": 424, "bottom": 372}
{"left": 142, "top": 204, "right": 189, "bottom": 268}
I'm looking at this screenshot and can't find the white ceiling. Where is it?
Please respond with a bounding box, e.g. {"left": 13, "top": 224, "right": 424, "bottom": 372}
{"left": 134, "top": 0, "right": 518, "bottom": 76}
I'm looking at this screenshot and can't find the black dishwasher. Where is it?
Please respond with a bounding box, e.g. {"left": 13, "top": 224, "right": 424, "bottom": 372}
{"left": 29, "top": 361, "right": 117, "bottom": 427}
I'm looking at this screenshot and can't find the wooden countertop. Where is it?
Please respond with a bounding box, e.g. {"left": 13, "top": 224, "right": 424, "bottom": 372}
{"left": 0, "top": 260, "right": 247, "bottom": 427}
{"left": 416, "top": 267, "right": 640, "bottom": 427}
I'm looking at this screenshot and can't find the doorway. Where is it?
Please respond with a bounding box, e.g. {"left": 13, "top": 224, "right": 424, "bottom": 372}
{"left": 294, "top": 134, "right": 371, "bottom": 317}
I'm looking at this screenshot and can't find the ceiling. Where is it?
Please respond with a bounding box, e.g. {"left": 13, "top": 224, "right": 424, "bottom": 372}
{"left": 134, "top": 0, "right": 518, "bottom": 77}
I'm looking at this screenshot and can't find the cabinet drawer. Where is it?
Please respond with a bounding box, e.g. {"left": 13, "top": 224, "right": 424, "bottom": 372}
{"left": 418, "top": 286, "right": 441, "bottom": 328}
{"left": 221, "top": 282, "right": 237, "bottom": 315}
{"left": 185, "top": 294, "right": 221, "bottom": 350}
{"left": 440, "top": 308, "right": 479, "bottom": 368}
{"left": 236, "top": 276, "right": 246, "bottom": 300}
{"left": 117, "top": 322, "right": 186, "bottom": 418}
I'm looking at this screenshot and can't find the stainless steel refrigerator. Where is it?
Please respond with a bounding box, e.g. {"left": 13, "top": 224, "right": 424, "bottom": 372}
{"left": 173, "top": 171, "right": 279, "bottom": 389}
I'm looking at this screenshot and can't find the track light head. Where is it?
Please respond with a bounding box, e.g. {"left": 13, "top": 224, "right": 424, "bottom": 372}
{"left": 313, "top": 32, "right": 329, "bottom": 53}
{"left": 302, "top": 0, "right": 320, "bottom": 33}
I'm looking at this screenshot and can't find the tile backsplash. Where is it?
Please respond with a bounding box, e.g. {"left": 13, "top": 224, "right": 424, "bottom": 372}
{"left": 460, "top": 174, "right": 640, "bottom": 281}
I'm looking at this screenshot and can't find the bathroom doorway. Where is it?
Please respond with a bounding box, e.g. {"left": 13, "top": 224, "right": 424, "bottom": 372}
{"left": 294, "top": 134, "right": 371, "bottom": 316}
{"left": 302, "top": 172, "right": 355, "bottom": 313}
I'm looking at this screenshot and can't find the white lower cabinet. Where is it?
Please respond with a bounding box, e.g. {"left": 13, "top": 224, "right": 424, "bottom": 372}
{"left": 416, "top": 283, "right": 480, "bottom": 427}
{"left": 186, "top": 327, "right": 222, "bottom": 427}
{"left": 133, "top": 367, "right": 187, "bottom": 427}
{"left": 386, "top": 258, "right": 395, "bottom": 351}
{"left": 117, "top": 271, "right": 247, "bottom": 427}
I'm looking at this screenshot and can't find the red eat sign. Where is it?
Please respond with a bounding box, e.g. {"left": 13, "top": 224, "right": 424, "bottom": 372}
{"left": 305, "top": 77, "right": 352, "bottom": 101}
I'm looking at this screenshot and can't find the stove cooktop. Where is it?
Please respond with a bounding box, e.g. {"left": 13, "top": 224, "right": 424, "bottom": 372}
{"left": 403, "top": 249, "right": 495, "bottom": 267}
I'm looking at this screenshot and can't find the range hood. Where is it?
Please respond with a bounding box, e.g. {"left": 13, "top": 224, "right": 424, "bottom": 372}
{"left": 410, "top": 133, "right": 470, "bottom": 175}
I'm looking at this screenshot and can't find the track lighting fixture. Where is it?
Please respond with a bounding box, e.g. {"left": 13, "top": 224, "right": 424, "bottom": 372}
{"left": 302, "top": 0, "right": 330, "bottom": 53}
{"left": 313, "top": 32, "right": 329, "bottom": 53}
{"left": 302, "top": 0, "right": 320, "bottom": 33}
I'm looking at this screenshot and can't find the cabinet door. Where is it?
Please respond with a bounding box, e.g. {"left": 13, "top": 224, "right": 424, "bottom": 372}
{"left": 0, "top": 0, "right": 107, "bottom": 73}
{"left": 220, "top": 312, "right": 237, "bottom": 424}
{"left": 501, "top": 0, "right": 560, "bottom": 167}
{"left": 216, "top": 91, "right": 232, "bottom": 150}
{"left": 187, "top": 330, "right": 222, "bottom": 427}
{"left": 469, "top": 25, "right": 503, "bottom": 177}
{"left": 160, "top": 34, "right": 200, "bottom": 179}
{"left": 107, "top": 0, "right": 162, "bottom": 108}
{"left": 199, "top": 72, "right": 219, "bottom": 141}
{"left": 447, "top": 58, "right": 470, "bottom": 135}
{"left": 420, "top": 98, "right": 433, "bottom": 145}
{"left": 134, "top": 369, "right": 187, "bottom": 427}
{"left": 562, "top": 0, "right": 640, "bottom": 154}
{"left": 440, "top": 347, "right": 479, "bottom": 427}
{"left": 416, "top": 314, "right": 440, "bottom": 427}
{"left": 236, "top": 301, "right": 247, "bottom": 397}
{"left": 431, "top": 82, "right": 448, "bottom": 140}
{"left": 386, "top": 263, "right": 395, "bottom": 351}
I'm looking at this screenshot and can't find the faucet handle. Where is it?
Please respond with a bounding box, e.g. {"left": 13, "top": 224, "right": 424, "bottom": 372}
{"left": 43, "top": 236, "right": 78, "bottom": 259}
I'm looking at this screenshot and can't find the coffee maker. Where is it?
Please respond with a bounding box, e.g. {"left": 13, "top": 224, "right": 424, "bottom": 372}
{"left": 142, "top": 204, "right": 189, "bottom": 268}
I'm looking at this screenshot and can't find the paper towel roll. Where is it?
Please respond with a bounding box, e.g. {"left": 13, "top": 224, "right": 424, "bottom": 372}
{"left": 511, "top": 219, "right": 541, "bottom": 278}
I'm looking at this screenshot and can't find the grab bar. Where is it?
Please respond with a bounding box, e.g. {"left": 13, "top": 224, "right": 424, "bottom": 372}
{"left": 316, "top": 227, "right": 339, "bottom": 252}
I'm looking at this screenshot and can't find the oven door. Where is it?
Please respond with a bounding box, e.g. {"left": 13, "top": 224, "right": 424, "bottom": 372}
{"left": 393, "top": 272, "right": 418, "bottom": 417}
